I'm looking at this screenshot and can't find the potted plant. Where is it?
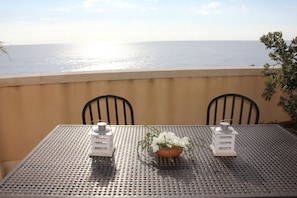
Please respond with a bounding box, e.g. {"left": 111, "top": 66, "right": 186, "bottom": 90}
{"left": 260, "top": 32, "right": 297, "bottom": 129}
{"left": 137, "top": 125, "right": 206, "bottom": 159}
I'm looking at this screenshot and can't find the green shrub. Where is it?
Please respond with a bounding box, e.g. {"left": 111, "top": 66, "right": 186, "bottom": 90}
{"left": 260, "top": 31, "right": 297, "bottom": 121}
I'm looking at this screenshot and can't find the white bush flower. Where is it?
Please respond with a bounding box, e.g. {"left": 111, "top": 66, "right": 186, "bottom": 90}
{"left": 151, "top": 131, "right": 190, "bottom": 152}
{"left": 138, "top": 125, "right": 207, "bottom": 158}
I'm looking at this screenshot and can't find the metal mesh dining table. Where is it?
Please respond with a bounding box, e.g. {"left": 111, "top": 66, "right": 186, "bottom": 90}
{"left": 0, "top": 124, "right": 297, "bottom": 197}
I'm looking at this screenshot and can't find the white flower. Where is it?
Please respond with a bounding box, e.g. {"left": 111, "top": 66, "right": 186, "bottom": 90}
{"left": 150, "top": 131, "right": 190, "bottom": 152}
{"left": 151, "top": 137, "right": 160, "bottom": 152}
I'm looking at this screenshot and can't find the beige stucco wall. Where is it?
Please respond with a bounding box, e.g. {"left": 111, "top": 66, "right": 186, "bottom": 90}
{"left": 0, "top": 67, "right": 289, "bottom": 178}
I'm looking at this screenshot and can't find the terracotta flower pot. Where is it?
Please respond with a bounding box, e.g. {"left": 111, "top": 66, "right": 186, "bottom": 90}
{"left": 156, "top": 147, "right": 183, "bottom": 158}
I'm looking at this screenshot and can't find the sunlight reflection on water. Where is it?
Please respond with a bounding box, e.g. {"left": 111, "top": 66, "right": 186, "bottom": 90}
{"left": 0, "top": 41, "right": 273, "bottom": 76}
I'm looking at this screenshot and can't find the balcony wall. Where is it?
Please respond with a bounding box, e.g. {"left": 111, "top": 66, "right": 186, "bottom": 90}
{"left": 0, "top": 67, "right": 290, "bottom": 178}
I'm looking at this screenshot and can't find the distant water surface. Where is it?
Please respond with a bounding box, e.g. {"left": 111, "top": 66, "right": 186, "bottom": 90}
{"left": 0, "top": 41, "right": 273, "bottom": 76}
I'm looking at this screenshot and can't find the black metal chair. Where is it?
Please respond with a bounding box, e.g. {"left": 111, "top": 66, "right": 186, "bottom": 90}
{"left": 206, "top": 93, "right": 260, "bottom": 125}
{"left": 82, "top": 95, "right": 134, "bottom": 125}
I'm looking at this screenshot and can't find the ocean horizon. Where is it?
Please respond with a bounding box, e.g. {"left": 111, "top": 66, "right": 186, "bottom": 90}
{"left": 0, "top": 41, "right": 273, "bottom": 77}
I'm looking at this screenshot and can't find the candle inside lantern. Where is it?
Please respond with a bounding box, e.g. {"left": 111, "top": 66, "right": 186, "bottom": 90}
{"left": 97, "top": 122, "right": 107, "bottom": 131}
{"left": 220, "top": 122, "right": 230, "bottom": 131}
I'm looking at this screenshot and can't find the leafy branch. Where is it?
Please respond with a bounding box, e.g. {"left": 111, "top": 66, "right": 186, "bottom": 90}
{"left": 260, "top": 31, "right": 297, "bottom": 121}
{"left": 137, "top": 125, "right": 160, "bottom": 155}
{"left": 0, "top": 41, "right": 10, "bottom": 60}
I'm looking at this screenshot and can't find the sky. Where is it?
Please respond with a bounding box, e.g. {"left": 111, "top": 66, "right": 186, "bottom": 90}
{"left": 1, "top": 0, "right": 296, "bottom": 45}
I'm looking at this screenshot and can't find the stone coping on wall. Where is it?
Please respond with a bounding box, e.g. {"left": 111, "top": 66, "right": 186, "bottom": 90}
{"left": 0, "top": 66, "right": 263, "bottom": 87}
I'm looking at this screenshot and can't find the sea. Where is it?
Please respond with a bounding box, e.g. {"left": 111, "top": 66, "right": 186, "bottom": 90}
{"left": 0, "top": 41, "right": 273, "bottom": 77}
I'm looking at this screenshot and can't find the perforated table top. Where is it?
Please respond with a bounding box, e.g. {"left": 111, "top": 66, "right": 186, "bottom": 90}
{"left": 0, "top": 125, "right": 297, "bottom": 198}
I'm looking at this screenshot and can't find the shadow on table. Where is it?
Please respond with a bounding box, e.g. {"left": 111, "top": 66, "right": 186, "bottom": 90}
{"left": 217, "top": 156, "right": 265, "bottom": 185}
{"left": 137, "top": 150, "right": 192, "bottom": 169}
{"left": 88, "top": 156, "right": 116, "bottom": 183}
{"left": 138, "top": 152, "right": 197, "bottom": 183}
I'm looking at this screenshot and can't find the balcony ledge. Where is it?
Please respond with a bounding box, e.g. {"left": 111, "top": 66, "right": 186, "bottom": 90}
{"left": 0, "top": 66, "right": 263, "bottom": 87}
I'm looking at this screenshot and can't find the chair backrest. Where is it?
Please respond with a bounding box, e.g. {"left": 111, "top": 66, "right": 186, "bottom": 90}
{"left": 82, "top": 95, "right": 134, "bottom": 125}
{"left": 206, "top": 93, "right": 260, "bottom": 125}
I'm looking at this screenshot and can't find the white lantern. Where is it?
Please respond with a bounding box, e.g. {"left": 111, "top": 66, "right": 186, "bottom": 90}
{"left": 89, "top": 122, "right": 114, "bottom": 157}
{"left": 210, "top": 122, "right": 238, "bottom": 156}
